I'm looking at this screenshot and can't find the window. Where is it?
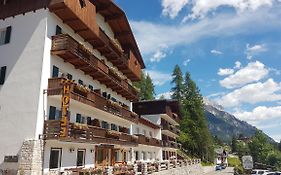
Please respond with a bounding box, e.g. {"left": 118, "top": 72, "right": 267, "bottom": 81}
{"left": 136, "top": 128, "right": 140, "bottom": 134}
{"left": 67, "top": 73, "right": 73, "bottom": 80}
{"left": 86, "top": 117, "right": 92, "bottom": 125}
{"left": 97, "top": 148, "right": 103, "bottom": 164}
{"left": 143, "top": 130, "right": 146, "bottom": 136}
{"left": 102, "top": 92, "right": 107, "bottom": 98}
{"left": 101, "top": 121, "right": 109, "bottom": 129}
{"left": 49, "top": 148, "right": 61, "bottom": 169}
{"left": 142, "top": 151, "right": 146, "bottom": 160}
{"left": 78, "top": 79, "right": 83, "bottom": 85}
{"left": 135, "top": 151, "right": 139, "bottom": 160}
{"left": 88, "top": 85, "right": 93, "bottom": 91}
{"left": 56, "top": 25, "right": 62, "bottom": 35}
{"left": 76, "top": 149, "right": 85, "bottom": 167}
{"left": 0, "top": 66, "right": 7, "bottom": 85}
{"left": 76, "top": 114, "right": 85, "bottom": 123}
{"left": 49, "top": 106, "right": 61, "bottom": 120}
{"left": 111, "top": 124, "right": 118, "bottom": 131}
{"left": 149, "top": 131, "right": 153, "bottom": 138}
{"left": 0, "top": 26, "right": 11, "bottom": 45}
{"left": 52, "top": 66, "right": 59, "bottom": 78}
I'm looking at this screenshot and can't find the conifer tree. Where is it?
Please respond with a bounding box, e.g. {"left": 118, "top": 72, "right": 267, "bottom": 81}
{"left": 134, "top": 71, "right": 155, "bottom": 100}
{"left": 171, "top": 65, "right": 184, "bottom": 102}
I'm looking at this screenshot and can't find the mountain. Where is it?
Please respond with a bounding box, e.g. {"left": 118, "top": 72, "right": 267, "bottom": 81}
{"left": 204, "top": 99, "right": 257, "bottom": 143}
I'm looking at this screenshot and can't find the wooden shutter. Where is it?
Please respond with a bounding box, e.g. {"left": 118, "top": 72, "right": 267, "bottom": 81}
{"left": 4, "top": 26, "right": 11, "bottom": 44}
{"left": 0, "top": 66, "right": 7, "bottom": 85}
{"left": 49, "top": 106, "right": 56, "bottom": 120}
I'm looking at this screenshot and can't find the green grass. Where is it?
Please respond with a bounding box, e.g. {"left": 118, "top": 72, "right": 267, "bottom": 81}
{"left": 228, "top": 156, "right": 241, "bottom": 167}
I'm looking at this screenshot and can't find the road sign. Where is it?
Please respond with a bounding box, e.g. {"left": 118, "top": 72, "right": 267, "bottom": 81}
{"left": 242, "top": 155, "right": 253, "bottom": 170}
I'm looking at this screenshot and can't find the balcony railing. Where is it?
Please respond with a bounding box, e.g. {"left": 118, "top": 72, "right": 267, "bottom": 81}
{"left": 43, "top": 120, "right": 138, "bottom": 146}
{"left": 47, "top": 78, "right": 139, "bottom": 123}
{"left": 51, "top": 34, "right": 138, "bottom": 101}
{"left": 162, "top": 140, "right": 182, "bottom": 149}
{"left": 161, "top": 121, "right": 180, "bottom": 136}
{"left": 165, "top": 106, "right": 180, "bottom": 124}
{"left": 136, "top": 134, "right": 162, "bottom": 147}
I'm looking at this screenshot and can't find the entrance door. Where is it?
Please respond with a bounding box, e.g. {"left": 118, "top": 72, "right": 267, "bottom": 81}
{"left": 95, "top": 146, "right": 115, "bottom": 167}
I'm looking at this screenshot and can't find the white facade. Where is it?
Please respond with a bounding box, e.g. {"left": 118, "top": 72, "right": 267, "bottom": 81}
{"left": 0, "top": 4, "right": 167, "bottom": 174}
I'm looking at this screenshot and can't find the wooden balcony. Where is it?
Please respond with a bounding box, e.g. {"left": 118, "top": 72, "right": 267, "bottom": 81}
{"left": 49, "top": 0, "right": 142, "bottom": 81}
{"left": 43, "top": 120, "right": 138, "bottom": 146}
{"left": 51, "top": 34, "right": 139, "bottom": 101}
{"left": 136, "top": 134, "right": 162, "bottom": 147}
{"left": 47, "top": 78, "right": 139, "bottom": 123}
{"left": 161, "top": 121, "right": 180, "bottom": 136}
{"left": 162, "top": 140, "right": 182, "bottom": 149}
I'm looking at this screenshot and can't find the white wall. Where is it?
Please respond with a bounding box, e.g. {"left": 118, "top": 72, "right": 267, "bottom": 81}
{"left": 132, "top": 123, "right": 161, "bottom": 140}
{"left": 132, "top": 145, "right": 162, "bottom": 162}
{"left": 142, "top": 115, "right": 161, "bottom": 125}
{"left": 43, "top": 140, "right": 96, "bottom": 174}
{"left": 0, "top": 9, "right": 48, "bottom": 165}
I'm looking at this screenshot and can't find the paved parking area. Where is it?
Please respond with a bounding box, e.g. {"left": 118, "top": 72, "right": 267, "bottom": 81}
{"left": 204, "top": 167, "right": 234, "bottom": 175}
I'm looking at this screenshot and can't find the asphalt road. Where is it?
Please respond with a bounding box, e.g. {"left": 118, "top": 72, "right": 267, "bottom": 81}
{"left": 204, "top": 167, "right": 234, "bottom": 175}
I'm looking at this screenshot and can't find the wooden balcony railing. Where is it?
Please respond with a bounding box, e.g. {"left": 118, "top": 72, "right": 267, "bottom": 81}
{"left": 47, "top": 78, "right": 139, "bottom": 123}
{"left": 51, "top": 34, "right": 139, "bottom": 101}
{"left": 165, "top": 106, "right": 180, "bottom": 124}
{"left": 162, "top": 140, "right": 182, "bottom": 149}
{"left": 136, "top": 134, "right": 162, "bottom": 147}
{"left": 161, "top": 121, "right": 180, "bottom": 136}
{"left": 43, "top": 120, "right": 138, "bottom": 146}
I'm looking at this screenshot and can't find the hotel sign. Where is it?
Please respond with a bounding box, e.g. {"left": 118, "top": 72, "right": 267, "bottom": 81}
{"left": 60, "top": 79, "right": 72, "bottom": 137}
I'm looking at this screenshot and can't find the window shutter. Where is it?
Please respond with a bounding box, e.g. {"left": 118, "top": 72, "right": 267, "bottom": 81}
{"left": 49, "top": 106, "right": 56, "bottom": 120}
{"left": 0, "top": 66, "right": 6, "bottom": 85}
{"left": 52, "top": 66, "right": 59, "bottom": 78}
{"left": 4, "top": 26, "right": 11, "bottom": 44}
{"left": 67, "top": 73, "right": 72, "bottom": 80}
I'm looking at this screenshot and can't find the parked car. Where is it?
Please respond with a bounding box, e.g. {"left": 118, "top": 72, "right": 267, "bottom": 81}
{"left": 264, "top": 172, "right": 277, "bottom": 175}
{"left": 251, "top": 169, "right": 269, "bottom": 174}
{"left": 215, "top": 165, "right": 222, "bottom": 171}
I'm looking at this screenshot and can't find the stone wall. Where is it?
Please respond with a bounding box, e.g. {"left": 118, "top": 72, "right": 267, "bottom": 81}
{"left": 17, "top": 140, "right": 44, "bottom": 175}
{"left": 152, "top": 164, "right": 204, "bottom": 175}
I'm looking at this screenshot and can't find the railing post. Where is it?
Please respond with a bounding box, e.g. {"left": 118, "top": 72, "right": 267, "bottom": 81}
{"left": 141, "top": 163, "right": 148, "bottom": 175}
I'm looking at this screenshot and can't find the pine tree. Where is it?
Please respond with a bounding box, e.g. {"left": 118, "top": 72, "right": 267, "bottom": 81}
{"left": 231, "top": 136, "right": 237, "bottom": 153}
{"left": 171, "top": 65, "right": 184, "bottom": 102}
{"left": 144, "top": 74, "right": 155, "bottom": 100}
{"left": 134, "top": 71, "right": 155, "bottom": 100}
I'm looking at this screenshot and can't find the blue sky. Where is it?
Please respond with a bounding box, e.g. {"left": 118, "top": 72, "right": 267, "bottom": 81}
{"left": 115, "top": 0, "right": 281, "bottom": 141}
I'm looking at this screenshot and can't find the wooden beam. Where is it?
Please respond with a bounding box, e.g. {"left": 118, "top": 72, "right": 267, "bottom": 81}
{"left": 115, "top": 31, "right": 130, "bottom": 38}
{"left": 104, "top": 13, "right": 122, "bottom": 22}
{"left": 96, "top": 4, "right": 111, "bottom": 13}
{"left": 74, "top": 28, "right": 88, "bottom": 33}
{"left": 63, "top": 18, "right": 79, "bottom": 23}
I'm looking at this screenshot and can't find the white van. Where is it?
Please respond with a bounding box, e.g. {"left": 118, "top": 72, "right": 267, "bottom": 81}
{"left": 251, "top": 169, "right": 269, "bottom": 175}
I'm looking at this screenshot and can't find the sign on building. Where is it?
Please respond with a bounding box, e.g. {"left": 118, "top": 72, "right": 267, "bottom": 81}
{"left": 242, "top": 155, "right": 253, "bottom": 170}
{"left": 60, "top": 79, "right": 72, "bottom": 137}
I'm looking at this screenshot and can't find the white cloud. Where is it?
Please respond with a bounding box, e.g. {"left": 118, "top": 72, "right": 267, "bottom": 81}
{"left": 183, "top": 59, "right": 191, "bottom": 66}
{"left": 234, "top": 106, "right": 281, "bottom": 122}
{"left": 211, "top": 49, "right": 223, "bottom": 55}
{"left": 220, "top": 61, "right": 269, "bottom": 89}
{"left": 156, "top": 91, "right": 173, "bottom": 99}
{"left": 246, "top": 43, "right": 267, "bottom": 59}
{"left": 234, "top": 61, "right": 241, "bottom": 69}
{"left": 217, "top": 79, "right": 281, "bottom": 107}
{"left": 131, "top": 7, "right": 281, "bottom": 55}
{"left": 187, "top": 0, "right": 274, "bottom": 19}
{"left": 150, "top": 49, "right": 167, "bottom": 62}
{"left": 218, "top": 68, "right": 234, "bottom": 76}
{"left": 145, "top": 70, "right": 172, "bottom": 86}
{"left": 161, "top": 0, "right": 189, "bottom": 19}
